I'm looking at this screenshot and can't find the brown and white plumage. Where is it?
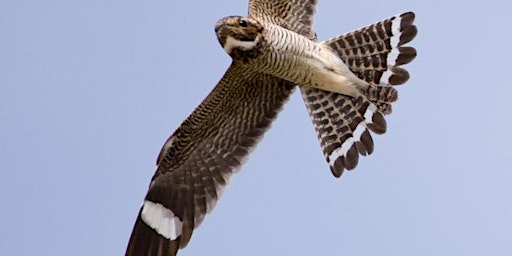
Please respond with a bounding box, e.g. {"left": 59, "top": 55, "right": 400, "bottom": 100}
{"left": 126, "top": 1, "right": 316, "bottom": 255}
{"left": 249, "top": 0, "right": 317, "bottom": 40}
{"left": 301, "top": 12, "right": 417, "bottom": 177}
{"left": 125, "top": 66, "right": 295, "bottom": 255}
{"left": 126, "top": 0, "right": 417, "bottom": 255}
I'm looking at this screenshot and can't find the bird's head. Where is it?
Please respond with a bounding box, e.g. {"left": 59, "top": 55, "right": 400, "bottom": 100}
{"left": 215, "top": 16, "right": 264, "bottom": 58}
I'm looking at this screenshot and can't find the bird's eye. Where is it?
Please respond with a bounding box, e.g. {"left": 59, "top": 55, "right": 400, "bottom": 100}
{"left": 239, "top": 20, "right": 247, "bottom": 27}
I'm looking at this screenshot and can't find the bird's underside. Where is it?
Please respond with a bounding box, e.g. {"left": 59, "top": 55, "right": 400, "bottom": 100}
{"left": 126, "top": 0, "right": 417, "bottom": 255}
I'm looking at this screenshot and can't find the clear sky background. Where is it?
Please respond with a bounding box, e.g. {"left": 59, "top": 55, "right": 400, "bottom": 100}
{"left": 2, "top": 1, "right": 512, "bottom": 255}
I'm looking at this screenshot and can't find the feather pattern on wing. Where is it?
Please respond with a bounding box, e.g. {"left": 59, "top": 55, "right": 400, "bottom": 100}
{"left": 249, "top": 0, "right": 318, "bottom": 40}
{"left": 126, "top": 64, "right": 295, "bottom": 256}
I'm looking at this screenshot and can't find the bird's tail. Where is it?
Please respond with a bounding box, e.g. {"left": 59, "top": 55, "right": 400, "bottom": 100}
{"left": 322, "top": 11, "right": 417, "bottom": 114}
{"left": 301, "top": 12, "right": 417, "bottom": 176}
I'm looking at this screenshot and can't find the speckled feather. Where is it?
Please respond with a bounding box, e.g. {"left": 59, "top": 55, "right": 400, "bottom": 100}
{"left": 249, "top": 0, "right": 318, "bottom": 40}
{"left": 126, "top": 65, "right": 296, "bottom": 256}
{"left": 301, "top": 12, "right": 417, "bottom": 176}
{"left": 125, "top": 1, "right": 319, "bottom": 255}
{"left": 126, "top": 2, "right": 418, "bottom": 255}
{"left": 324, "top": 12, "right": 417, "bottom": 88}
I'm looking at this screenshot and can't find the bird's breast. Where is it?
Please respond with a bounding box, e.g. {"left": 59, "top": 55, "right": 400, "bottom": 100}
{"left": 248, "top": 24, "right": 358, "bottom": 95}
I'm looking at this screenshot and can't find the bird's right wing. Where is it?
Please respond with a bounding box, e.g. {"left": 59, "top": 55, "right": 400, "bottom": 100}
{"left": 248, "top": 0, "right": 318, "bottom": 40}
{"left": 125, "top": 64, "right": 295, "bottom": 256}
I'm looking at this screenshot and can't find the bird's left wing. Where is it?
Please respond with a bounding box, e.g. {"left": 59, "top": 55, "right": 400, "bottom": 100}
{"left": 248, "top": 0, "right": 318, "bottom": 40}
{"left": 125, "top": 63, "right": 294, "bottom": 256}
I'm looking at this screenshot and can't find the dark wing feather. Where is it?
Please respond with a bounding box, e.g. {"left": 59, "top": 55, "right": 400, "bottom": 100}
{"left": 248, "top": 0, "right": 318, "bottom": 40}
{"left": 126, "top": 64, "right": 295, "bottom": 256}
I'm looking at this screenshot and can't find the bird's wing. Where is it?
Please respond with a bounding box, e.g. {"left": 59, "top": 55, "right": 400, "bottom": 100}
{"left": 125, "top": 63, "right": 295, "bottom": 256}
{"left": 248, "top": 0, "right": 318, "bottom": 40}
{"left": 300, "top": 12, "right": 417, "bottom": 177}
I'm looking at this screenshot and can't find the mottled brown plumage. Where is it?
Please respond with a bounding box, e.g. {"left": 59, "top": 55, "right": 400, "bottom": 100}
{"left": 126, "top": 66, "right": 295, "bottom": 256}
{"left": 249, "top": 0, "right": 318, "bottom": 40}
{"left": 126, "top": 1, "right": 317, "bottom": 255}
{"left": 126, "top": 1, "right": 417, "bottom": 255}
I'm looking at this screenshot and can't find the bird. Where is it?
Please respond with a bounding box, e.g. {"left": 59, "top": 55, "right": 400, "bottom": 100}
{"left": 125, "top": 0, "right": 417, "bottom": 255}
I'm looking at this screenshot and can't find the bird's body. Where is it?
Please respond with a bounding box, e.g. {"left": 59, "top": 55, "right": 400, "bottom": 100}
{"left": 217, "top": 17, "right": 364, "bottom": 97}
{"left": 126, "top": 0, "right": 417, "bottom": 255}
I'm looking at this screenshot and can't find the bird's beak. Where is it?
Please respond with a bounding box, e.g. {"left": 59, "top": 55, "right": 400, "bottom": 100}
{"left": 215, "top": 23, "right": 231, "bottom": 48}
{"left": 215, "top": 22, "right": 227, "bottom": 34}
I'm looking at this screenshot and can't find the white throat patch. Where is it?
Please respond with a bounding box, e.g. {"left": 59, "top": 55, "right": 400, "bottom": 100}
{"left": 223, "top": 36, "right": 259, "bottom": 54}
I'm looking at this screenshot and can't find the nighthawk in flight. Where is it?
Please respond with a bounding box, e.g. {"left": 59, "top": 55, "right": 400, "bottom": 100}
{"left": 126, "top": 0, "right": 417, "bottom": 255}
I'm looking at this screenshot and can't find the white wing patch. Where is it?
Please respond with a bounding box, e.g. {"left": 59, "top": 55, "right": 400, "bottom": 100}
{"left": 141, "top": 200, "right": 183, "bottom": 240}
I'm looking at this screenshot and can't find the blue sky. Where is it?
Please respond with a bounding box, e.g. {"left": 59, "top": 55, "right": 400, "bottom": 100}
{"left": 2, "top": 1, "right": 511, "bottom": 255}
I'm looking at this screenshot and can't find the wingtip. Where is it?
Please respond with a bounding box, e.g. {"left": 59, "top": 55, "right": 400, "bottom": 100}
{"left": 126, "top": 212, "right": 181, "bottom": 256}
